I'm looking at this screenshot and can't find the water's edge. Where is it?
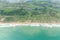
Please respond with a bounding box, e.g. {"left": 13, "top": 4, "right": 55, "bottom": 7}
{"left": 0, "top": 23, "right": 60, "bottom": 27}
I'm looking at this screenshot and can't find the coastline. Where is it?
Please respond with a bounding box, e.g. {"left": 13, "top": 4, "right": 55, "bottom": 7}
{"left": 0, "top": 22, "right": 60, "bottom": 27}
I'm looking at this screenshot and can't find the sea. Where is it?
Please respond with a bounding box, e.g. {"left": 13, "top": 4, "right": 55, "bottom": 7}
{"left": 0, "top": 26, "right": 60, "bottom": 40}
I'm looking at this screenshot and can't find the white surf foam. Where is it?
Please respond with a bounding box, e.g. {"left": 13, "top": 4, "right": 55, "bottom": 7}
{"left": 0, "top": 23, "right": 60, "bottom": 27}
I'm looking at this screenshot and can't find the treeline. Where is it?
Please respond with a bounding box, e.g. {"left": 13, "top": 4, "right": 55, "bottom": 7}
{"left": 0, "top": 0, "right": 60, "bottom": 22}
{"left": 0, "top": 7, "right": 58, "bottom": 17}
{"left": 0, "top": 0, "right": 59, "bottom": 17}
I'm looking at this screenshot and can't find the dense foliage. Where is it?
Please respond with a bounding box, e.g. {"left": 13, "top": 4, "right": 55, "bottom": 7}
{"left": 0, "top": 0, "right": 60, "bottom": 22}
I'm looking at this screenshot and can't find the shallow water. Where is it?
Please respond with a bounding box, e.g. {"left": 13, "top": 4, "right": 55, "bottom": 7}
{"left": 0, "top": 26, "right": 60, "bottom": 40}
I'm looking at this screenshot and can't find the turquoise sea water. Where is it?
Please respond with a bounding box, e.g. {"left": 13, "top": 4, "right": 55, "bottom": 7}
{"left": 0, "top": 26, "right": 60, "bottom": 40}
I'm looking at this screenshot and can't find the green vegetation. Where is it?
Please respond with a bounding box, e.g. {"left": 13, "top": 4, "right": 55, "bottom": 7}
{"left": 0, "top": 0, "right": 60, "bottom": 22}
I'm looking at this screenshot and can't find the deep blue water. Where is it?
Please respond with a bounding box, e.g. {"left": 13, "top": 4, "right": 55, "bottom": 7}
{"left": 0, "top": 26, "right": 60, "bottom": 40}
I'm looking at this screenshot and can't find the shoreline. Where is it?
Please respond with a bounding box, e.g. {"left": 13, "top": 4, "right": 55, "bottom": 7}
{"left": 0, "top": 22, "right": 60, "bottom": 27}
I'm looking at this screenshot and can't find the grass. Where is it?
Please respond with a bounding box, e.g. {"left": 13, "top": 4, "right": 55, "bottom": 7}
{"left": 1, "top": 15, "right": 60, "bottom": 23}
